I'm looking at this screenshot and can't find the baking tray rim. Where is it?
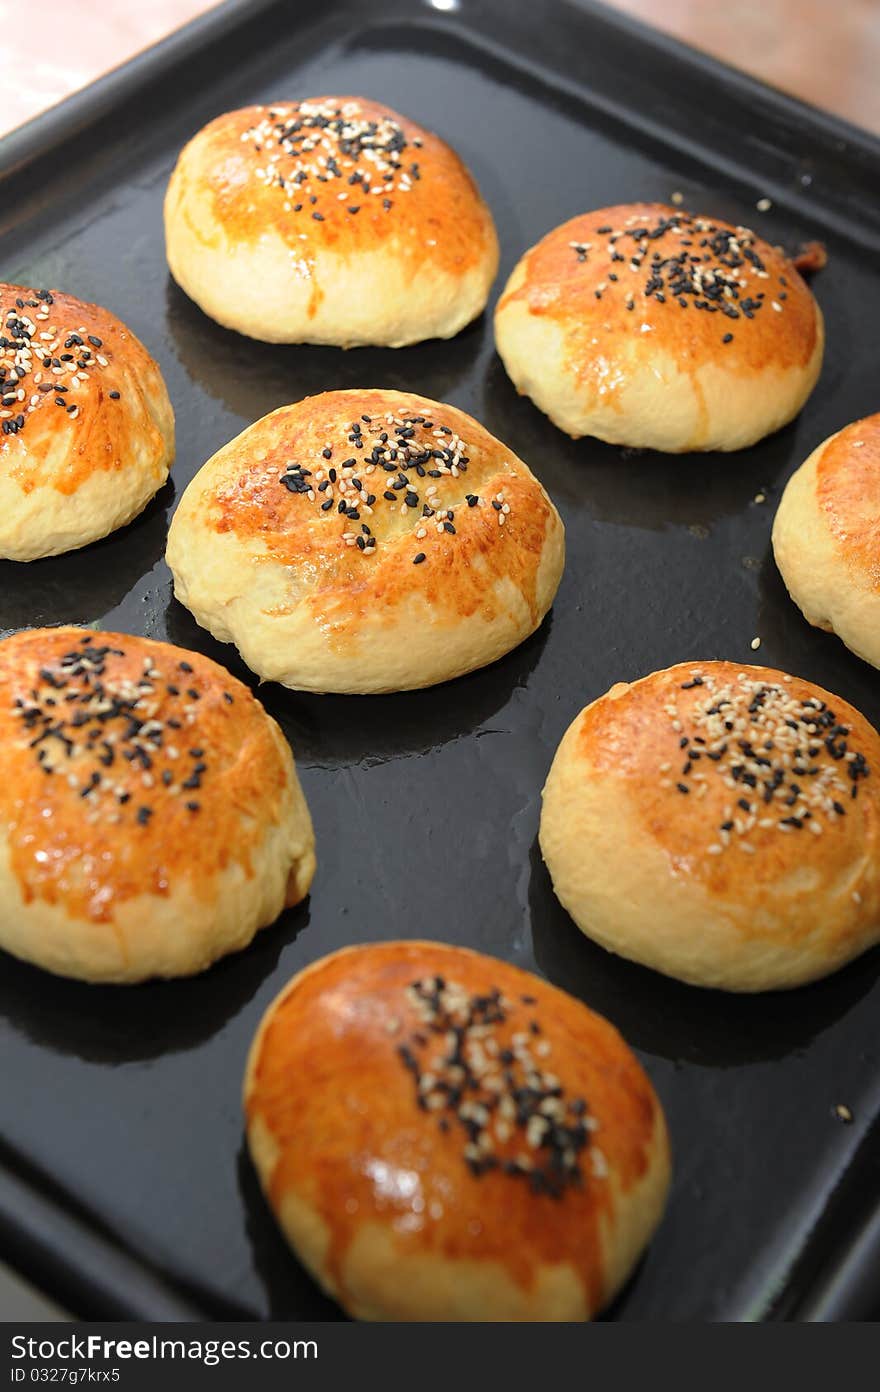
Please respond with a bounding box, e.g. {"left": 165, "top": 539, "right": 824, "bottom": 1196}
{"left": 2, "top": 0, "right": 880, "bottom": 192}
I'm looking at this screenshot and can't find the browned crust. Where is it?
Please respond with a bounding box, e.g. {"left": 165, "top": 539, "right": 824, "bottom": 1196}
{"left": 0, "top": 627, "right": 291, "bottom": 921}
{"left": 498, "top": 203, "right": 820, "bottom": 383}
{"left": 171, "top": 99, "right": 496, "bottom": 280}
{"left": 245, "top": 940, "right": 666, "bottom": 1314}
{"left": 815, "top": 413, "right": 880, "bottom": 587}
{"left": 198, "top": 389, "right": 558, "bottom": 638}
{"left": 0, "top": 284, "right": 171, "bottom": 494}
{"left": 575, "top": 661, "right": 880, "bottom": 926}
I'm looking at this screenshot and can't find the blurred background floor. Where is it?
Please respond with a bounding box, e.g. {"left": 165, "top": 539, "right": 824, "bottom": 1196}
{"left": 0, "top": 0, "right": 879, "bottom": 138}
{"left": 610, "top": 0, "right": 880, "bottom": 133}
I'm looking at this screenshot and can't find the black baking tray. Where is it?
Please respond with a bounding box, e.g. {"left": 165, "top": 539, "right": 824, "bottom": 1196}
{"left": 2, "top": 0, "right": 880, "bottom": 1323}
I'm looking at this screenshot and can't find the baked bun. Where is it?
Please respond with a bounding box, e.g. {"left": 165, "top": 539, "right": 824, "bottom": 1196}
{"left": 0, "top": 284, "right": 174, "bottom": 561}
{"left": 495, "top": 203, "right": 824, "bottom": 451}
{"left": 164, "top": 98, "right": 499, "bottom": 346}
{"left": 166, "top": 388, "right": 564, "bottom": 694}
{"left": 773, "top": 413, "right": 880, "bottom": 668}
{"left": 0, "top": 627, "right": 315, "bottom": 983}
{"left": 540, "top": 662, "right": 880, "bottom": 991}
{"left": 244, "top": 940, "right": 670, "bottom": 1321}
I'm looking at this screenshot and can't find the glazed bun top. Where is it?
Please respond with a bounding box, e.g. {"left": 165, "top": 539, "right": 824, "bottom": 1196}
{"left": 499, "top": 202, "right": 821, "bottom": 375}
{"left": 578, "top": 661, "right": 879, "bottom": 896}
{"left": 0, "top": 283, "right": 171, "bottom": 473}
{"left": 812, "top": 413, "right": 880, "bottom": 576}
{"left": 166, "top": 388, "right": 564, "bottom": 693}
{"left": 0, "top": 627, "right": 292, "bottom": 924}
{"left": 245, "top": 939, "right": 668, "bottom": 1317}
{"left": 183, "top": 387, "right": 556, "bottom": 597}
{"left": 178, "top": 97, "right": 496, "bottom": 279}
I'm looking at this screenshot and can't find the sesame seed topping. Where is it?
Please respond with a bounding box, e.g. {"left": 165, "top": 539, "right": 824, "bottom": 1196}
{"left": 668, "top": 670, "right": 871, "bottom": 854}
{"left": 567, "top": 210, "right": 789, "bottom": 328}
{"left": 0, "top": 288, "right": 115, "bottom": 436}
{"left": 11, "top": 641, "right": 218, "bottom": 828}
{"left": 241, "top": 100, "right": 416, "bottom": 222}
{"left": 242, "top": 408, "right": 511, "bottom": 564}
{"left": 397, "top": 976, "right": 593, "bottom": 1196}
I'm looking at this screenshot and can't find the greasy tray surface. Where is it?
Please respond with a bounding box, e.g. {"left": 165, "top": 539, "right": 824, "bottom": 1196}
{"left": 2, "top": 0, "right": 880, "bottom": 1321}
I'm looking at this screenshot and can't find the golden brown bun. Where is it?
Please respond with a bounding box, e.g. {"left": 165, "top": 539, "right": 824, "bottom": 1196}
{"left": 166, "top": 388, "right": 565, "bottom": 694}
{"left": 540, "top": 662, "right": 880, "bottom": 991}
{"left": 773, "top": 413, "right": 880, "bottom": 668}
{"left": 164, "top": 98, "right": 499, "bottom": 346}
{"left": 0, "top": 627, "right": 315, "bottom": 983}
{"left": 0, "top": 285, "right": 174, "bottom": 560}
{"left": 244, "top": 940, "right": 670, "bottom": 1321}
{"left": 494, "top": 203, "right": 824, "bottom": 451}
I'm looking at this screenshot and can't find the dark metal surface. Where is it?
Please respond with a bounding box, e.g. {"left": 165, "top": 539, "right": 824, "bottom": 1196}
{"left": 1, "top": 0, "right": 879, "bottom": 1322}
